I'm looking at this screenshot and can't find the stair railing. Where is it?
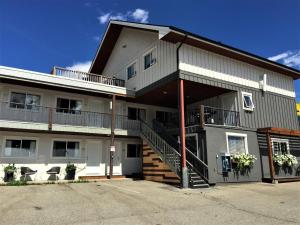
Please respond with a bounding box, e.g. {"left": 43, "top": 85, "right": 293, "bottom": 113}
{"left": 140, "top": 120, "right": 181, "bottom": 176}
{"left": 152, "top": 119, "right": 209, "bottom": 182}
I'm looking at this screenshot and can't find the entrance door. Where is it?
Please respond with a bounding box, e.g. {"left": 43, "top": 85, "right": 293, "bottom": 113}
{"left": 186, "top": 134, "right": 199, "bottom": 157}
{"left": 108, "top": 141, "right": 122, "bottom": 175}
{"left": 86, "top": 140, "right": 102, "bottom": 175}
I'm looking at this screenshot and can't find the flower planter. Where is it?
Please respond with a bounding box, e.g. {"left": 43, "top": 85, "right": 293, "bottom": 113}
{"left": 66, "top": 170, "right": 76, "bottom": 180}
{"left": 4, "top": 171, "right": 14, "bottom": 182}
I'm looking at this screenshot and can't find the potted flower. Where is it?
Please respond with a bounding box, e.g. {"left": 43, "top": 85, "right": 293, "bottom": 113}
{"left": 4, "top": 164, "right": 17, "bottom": 182}
{"left": 231, "top": 153, "right": 257, "bottom": 175}
{"left": 65, "top": 163, "right": 76, "bottom": 180}
{"left": 273, "top": 154, "right": 284, "bottom": 175}
{"left": 282, "top": 154, "right": 298, "bottom": 168}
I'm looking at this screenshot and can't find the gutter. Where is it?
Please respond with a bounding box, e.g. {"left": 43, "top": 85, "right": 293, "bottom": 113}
{"left": 176, "top": 34, "right": 188, "bottom": 71}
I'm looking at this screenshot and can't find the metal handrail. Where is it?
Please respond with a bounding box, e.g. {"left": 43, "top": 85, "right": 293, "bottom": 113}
{"left": 140, "top": 120, "right": 181, "bottom": 176}
{"left": 152, "top": 119, "right": 209, "bottom": 182}
{"left": 52, "top": 66, "right": 126, "bottom": 87}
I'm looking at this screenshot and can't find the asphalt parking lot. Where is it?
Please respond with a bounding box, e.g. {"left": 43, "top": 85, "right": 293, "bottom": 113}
{"left": 0, "top": 180, "right": 299, "bottom": 225}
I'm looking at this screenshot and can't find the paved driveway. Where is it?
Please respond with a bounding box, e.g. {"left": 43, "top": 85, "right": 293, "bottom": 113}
{"left": 0, "top": 180, "right": 299, "bottom": 225}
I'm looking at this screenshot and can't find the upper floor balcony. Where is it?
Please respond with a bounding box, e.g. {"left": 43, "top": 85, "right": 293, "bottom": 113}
{"left": 0, "top": 66, "right": 130, "bottom": 97}
{"left": 51, "top": 67, "right": 126, "bottom": 87}
{"left": 186, "top": 106, "right": 240, "bottom": 128}
{"left": 0, "top": 102, "right": 139, "bottom": 136}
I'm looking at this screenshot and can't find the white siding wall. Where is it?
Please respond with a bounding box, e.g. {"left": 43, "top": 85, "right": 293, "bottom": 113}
{"left": 179, "top": 44, "right": 295, "bottom": 98}
{"left": 103, "top": 28, "right": 177, "bottom": 91}
{"left": 0, "top": 131, "right": 141, "bottom": 181}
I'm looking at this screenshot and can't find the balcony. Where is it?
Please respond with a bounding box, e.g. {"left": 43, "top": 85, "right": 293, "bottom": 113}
{"left": 0, "top": 102, "right": 139, "bottom": 136}
{"left": 52, "top": 67, "right": 125, "bottom": 87}
{"left": 186, "top": 105, "right": 240, "bottom": 127}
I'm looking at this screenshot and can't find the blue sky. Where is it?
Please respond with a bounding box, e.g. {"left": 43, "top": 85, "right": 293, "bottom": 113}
{"left": 0, "top": 0, "right": 299, "bottom": 99}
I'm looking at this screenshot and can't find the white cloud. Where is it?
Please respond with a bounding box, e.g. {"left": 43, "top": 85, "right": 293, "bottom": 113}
{"left": 66, "top": 61, "right": 92, "bottom": 72}
{"left": 98, "top": 8, "right": 149, "bottom": 24}
{"left": 268, "top": 49, "right": 300, "bottom": 69}
{"left": 132, "top": 9, "right": 149, "bottom": 23}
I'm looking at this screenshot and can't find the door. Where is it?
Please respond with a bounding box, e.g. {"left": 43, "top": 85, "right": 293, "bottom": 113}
{"left": 186, "top": 133, "right": 199, "bottom": 157}
{"left": 90, "top": 100, "right": 109, "bottom": 128}
{"left": 221, "top": 92, "right": 238, "bottom": 126}
{"left": 86, "top": 140, "right": 102, "bottom": 175}
{"left": 108, "top": 141, "right": 122, "bottom": 175}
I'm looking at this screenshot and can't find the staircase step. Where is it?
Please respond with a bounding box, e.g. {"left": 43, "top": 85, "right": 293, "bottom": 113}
{"left": 190, "top": 183, "right": 210, "bottom": 189}
{"left": 190, "top": 179, "right": 206, "bottom": 185}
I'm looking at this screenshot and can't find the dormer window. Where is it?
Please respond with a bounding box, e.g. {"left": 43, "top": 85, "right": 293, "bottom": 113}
{"left": 144, "top": 48, "right": 156, "bottom": 70}
{"left": 127, "top": 62, "right": 137, "bottom": 80}
{"left": 242, "top": 92, "right": 254, "bottom": 111}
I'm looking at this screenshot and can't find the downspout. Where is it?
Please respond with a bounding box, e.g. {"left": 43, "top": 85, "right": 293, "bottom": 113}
{"left": 176, "top": 34, "right": 188, "bottom": 71}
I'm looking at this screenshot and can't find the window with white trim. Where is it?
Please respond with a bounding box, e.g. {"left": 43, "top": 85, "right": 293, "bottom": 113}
{"left": 10, "top": 92, "right": 41, "bottom": 111}
{"left": 128, "top": 107, "right": 146, "bottom": 120}
{"left": 4, "top": 139, "right": 37, "bottom": 158}
{"left": 242, "top": 92, "right": 254, "bottom": 111}
{"left": 226, "top": 133, "right": 248, "bottom": 154}
{"left": 144, "top": 49, "right": 156, "bottom": 70}
{"left": 127, "top": 62, "right": 137, "bottom": 80}
{"left": 271, "top": 138, "right": 289, "bottom": 155}
{"left": 56, "top": 98, "right": 82, "bottom": 114}
{"left": 127, "top": 144, "right": 141, "bottom": 158}
{"left": 52, "top": 141, "right": 80, "bottom": 158}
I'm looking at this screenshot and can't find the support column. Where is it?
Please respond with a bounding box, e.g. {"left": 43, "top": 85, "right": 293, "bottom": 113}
{"left": 179, "top": 79, "right": 188, "bottom": 188}
{"left": 109, "top": 95, "right": 116, "bottom": 179}
{"left": 266, "top": 132, "right": 275, "bottom": 182}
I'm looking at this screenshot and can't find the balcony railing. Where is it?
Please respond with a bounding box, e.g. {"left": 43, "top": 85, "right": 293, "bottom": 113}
{"left": 186, "top": 105, "right": 240, "bottom": 127}
{"left": 0, "top": 102, "right": 139, "bottom": 132}
{"left": 52, "top": 67, "right": 125, "bottom": 87}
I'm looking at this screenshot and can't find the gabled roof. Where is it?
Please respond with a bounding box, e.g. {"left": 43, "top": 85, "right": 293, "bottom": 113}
{"left": 89, "top": 20, "right": 300, "bottom": 79}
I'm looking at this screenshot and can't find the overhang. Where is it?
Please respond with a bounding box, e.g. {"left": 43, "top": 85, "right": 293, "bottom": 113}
{"left": 90, "top": 20, "right": 300, "bottom": 79}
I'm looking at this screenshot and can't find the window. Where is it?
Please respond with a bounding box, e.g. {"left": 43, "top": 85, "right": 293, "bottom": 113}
{"left": 128, "top": 107, "right": 146, "bottom": 120}
{"left": 242, "top": 92, "right": 254, "bottom": 111}
{"left": 271, "top": 138, "right": 289, "bottom": 155}
{"left": 156, "top": 111, "right": 171, "bottom": 125}
{"left": 226, "top": 133, "right": 248, "bottom": 154}
{"left": 52, "top": 141, "right": 80, "bottom": 158}
{"left": 10, "top": 92, "right": 41, "bottom": 110}
{"left": 56, "top": 98, "right": 82, "bottom": 114}
{"left": 127, "top": 144, "right": 141, "bottom": 158}
{"left": 4, "top": 139, "right": 36, "bottom": 158}
{"left": 127, "top": 62, "right": 137, "bottom": 80}
{"left": 144, "top": 49, "right": 156, "bottom": 70}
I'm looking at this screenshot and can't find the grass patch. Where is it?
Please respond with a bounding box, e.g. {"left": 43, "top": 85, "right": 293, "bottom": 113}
{"left": 6, "top": 180, "right": 28, "bottom": 186}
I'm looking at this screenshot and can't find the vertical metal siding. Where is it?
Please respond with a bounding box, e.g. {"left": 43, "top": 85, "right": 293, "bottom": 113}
{"left": 179, "top": 44, "right": 295, "bottom": 97}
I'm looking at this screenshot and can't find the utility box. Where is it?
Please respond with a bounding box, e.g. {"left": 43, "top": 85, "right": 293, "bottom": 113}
{"left": 220, "top": 152, "right": 232, "bottom": 173}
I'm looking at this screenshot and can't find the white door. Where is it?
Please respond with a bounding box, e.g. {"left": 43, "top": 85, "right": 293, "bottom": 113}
{"left": 86, "top": 140, "right": 102, "bottom": 175}
{"left": 111, "top": 141, "right": 122, "bottom": 175}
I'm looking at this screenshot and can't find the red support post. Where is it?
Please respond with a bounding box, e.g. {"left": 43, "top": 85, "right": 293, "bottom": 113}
{"left": 179, "top": 79, "right": 188, "bottom": 188}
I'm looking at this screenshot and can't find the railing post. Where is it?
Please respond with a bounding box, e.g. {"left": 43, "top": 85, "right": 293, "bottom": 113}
{"left": 109, "top": 95, "right": 116, "bottom": 179}
{"left": 48, "top": 108, "right": 53, "bottom": 131}
{"left": 199, "top": 105, "right": 205, "bottom": 129}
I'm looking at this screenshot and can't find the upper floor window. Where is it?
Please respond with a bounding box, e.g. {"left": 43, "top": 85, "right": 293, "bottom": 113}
{"left": 128, "top": 107, "right": 146, "bottom": 120}
{"left": 52, "top": 140, "right": 80, "bottom": 158}
{"left": 10, "top": 92, "right": 41, "bottom": 110}
{"left": 56, "top": 98, "right": 82, "bottom": 114}
{"left": 242, "top": 92, "right": 254, "bottom": 111}
{"left": 226, "top": 133, "right": 248, "bottom": 155}
{"left": 127, "top": 144, "right": 141, "bottom": 158}
{"left": 4, "top": 138, "right": 37, "bottom": 158}
{"left": 144, "top": 48, "right": 156, "bottom": 70}
{"left": 271, "top": 138, "right": 289, "bottom": 155}
{"left": 127, "top": 62, "right": 137, "bottom": 80}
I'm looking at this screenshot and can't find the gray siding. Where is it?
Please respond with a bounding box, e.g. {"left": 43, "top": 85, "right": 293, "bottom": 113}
{"left": 180, "top": 70, "right": 298, "bottom": 130}
{"left": 205, "top": 126, "right": 261, "bottom": 183}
